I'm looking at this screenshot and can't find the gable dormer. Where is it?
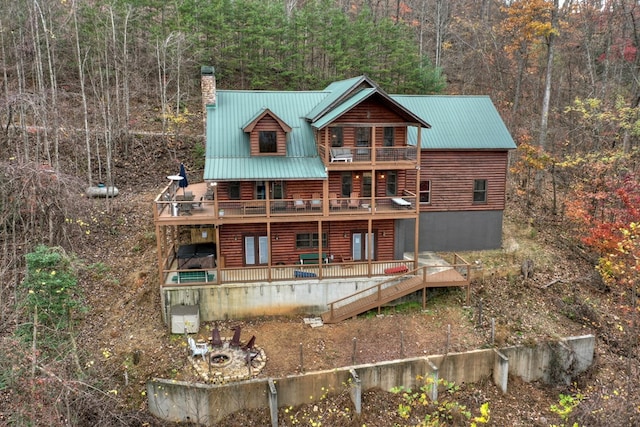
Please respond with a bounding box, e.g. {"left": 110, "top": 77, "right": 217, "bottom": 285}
{"left": 242, "top": 108, "right": 292, "bottom": 156}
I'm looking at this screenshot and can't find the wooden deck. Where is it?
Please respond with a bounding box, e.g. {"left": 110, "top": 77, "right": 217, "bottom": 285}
{"left": 321, "top": 264, "right": 470, "bottom": 324}
{"left": 154, "top": 182, "right": 418, "bottom": 225}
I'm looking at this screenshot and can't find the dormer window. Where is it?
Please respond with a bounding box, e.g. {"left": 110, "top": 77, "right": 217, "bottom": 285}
{"left": 259, "top": 131, "right": 277, "bottom": 153}
{"left": 242, "top": 108, "right": 291, "bottom": 156}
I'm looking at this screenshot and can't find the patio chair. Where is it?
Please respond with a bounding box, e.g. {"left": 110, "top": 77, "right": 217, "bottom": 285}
{"left": 330, "top": 193, "right": 341, "bottom": 210}
{"left": 187, "top": 337, "right": 208, "bottom": 361}
{"left": 229, "top": 326, "right": 242, "bottom": 348}
{"left": 204, "top": 187, "right": 214, "bottom": 200}
{"left": 180, "top": 200, "right": 193, "bottom": 215}
{"left": 310, "top": 193, "right": 322, "bottom": 209}
{"left": 293, "top": 194, "right": 306, "bottom": 211}
{"left": 242, "top": 335, "right": 256, "bottom": 352}
{"left": 211, "top": 325, "right": 223, "bottom": 348}
{"left": 245, "top": 350, "right": 260, "bottom": 367}
{"left": 348, "top": 192, "right": 360, "bottom": 209}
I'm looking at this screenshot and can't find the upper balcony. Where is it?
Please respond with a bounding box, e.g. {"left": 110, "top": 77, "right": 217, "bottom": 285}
{"left": 154, "top": 182, "right": 418, "bottom": 225}
{"left": 318, "top": 145, "right": 418, "bottom": 170}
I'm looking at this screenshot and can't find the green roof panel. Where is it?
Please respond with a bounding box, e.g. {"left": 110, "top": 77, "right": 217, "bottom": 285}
{"left": 392, "top": 95, "right": 516, "bottom": 150}
{"left": 311, "top": 88, "right": 375, "bottom": 129}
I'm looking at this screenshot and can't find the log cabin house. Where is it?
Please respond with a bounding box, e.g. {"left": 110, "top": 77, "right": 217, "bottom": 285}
{"left": 153, "top": 67, "right": 515, "bottom": 324}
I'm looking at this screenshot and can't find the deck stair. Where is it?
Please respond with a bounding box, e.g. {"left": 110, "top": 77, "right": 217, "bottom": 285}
{"left": 321, "top": 261, "right": 470, "bottom": 324}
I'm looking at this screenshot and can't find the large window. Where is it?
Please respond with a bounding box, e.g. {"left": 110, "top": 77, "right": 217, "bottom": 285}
{"left": 355, "top": 127, "right": 371, "bottom": 160}
{"left": 229, "top": 181, "right": 241, "bottom": 199}
{"left": 259, "top": 131, "right": 277, "bottom": 153}
{"left": 386, "top": 171, "right": 397, "bottom": 196}
{"left": 296, "top": 232, "right": 328, "bottom": 249}
{"left": 383, "top": 127, "right": 394, "bottom": 146}
{"left": 356, "top": 127, "right": 371, "bottom": 146}
{"left": 330, "top": 127, "right": 343, "bottom": 147}
{"left": 473, "top": 179, "right": 487, "bottom": 203}
{"left": 420, "top": 180, "right": 431, "bottom": 203}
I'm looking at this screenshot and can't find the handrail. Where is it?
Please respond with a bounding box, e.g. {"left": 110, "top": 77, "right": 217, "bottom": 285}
{"left": 325, "top": 254, "right": 471, "bottom": 318}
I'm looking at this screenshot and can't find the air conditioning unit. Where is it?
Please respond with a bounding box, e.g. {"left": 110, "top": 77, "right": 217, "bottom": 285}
{"left": 170, "top": 305, "right": 200, "bottom": 334}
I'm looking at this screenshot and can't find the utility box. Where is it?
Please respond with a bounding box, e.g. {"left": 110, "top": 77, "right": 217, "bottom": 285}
{"left": 170, "top": 305, "right": 200, "bottom": 334}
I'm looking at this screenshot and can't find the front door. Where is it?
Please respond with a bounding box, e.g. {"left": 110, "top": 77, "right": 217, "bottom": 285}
{"left": 244, "top": 235, "right": 268, "bottom": 265}
{"left": 352, "top": 232, "right": 375, "bottom": 261}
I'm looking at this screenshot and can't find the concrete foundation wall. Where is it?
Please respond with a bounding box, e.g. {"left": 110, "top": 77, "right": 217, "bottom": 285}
{"left": 147, "top": 335, "right": 595, "bottom": 425}
{"left": 166, "top": 277, "right": 387, "bottom": 321}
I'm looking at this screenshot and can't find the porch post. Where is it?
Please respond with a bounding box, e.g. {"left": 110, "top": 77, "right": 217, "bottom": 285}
{"left": 414, "top": 126, "right": 422, "bottom": 270}
{"left": 368, "top": 217, "right": 373, "bottom": 276}
{"left": 318, "top": 221, "right": 323, "bottom": 278}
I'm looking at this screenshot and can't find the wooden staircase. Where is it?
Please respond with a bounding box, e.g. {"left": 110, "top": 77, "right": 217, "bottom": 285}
{"left": 321, "top": 264, "right": 470, "bottom": 324}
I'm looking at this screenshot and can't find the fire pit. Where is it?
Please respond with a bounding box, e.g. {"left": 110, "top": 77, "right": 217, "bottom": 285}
{"left": 190, "top": 342, "right": 267, "bottom": 383}
{"left": 209, "top": 352, "right": 231, "bottom": 367}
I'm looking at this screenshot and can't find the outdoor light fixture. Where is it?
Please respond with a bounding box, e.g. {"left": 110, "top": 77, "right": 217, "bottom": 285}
{"left": 343, "top": 232, "right": 348, "bottom": 238}
{"left": 274, "top": 234, "right": 279, "bottom": 240}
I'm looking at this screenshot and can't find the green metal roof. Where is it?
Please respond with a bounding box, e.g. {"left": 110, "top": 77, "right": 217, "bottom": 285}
{"left": 204, "top": 90, "right": 328, "bottom": 181}
{"left": 392, "top": 95, "right": 516, "bottom": 150}
{"left": 204, "top": 80, "right": 515, "bottom": 182}
{"left": 305, "top": 76, "right": 366, "bottom": 121}
{"left": 311, "top": 88, "right": 375, "bottom": 129}
{"left": 206, "top": 157, "right": 325, "bottom": 180}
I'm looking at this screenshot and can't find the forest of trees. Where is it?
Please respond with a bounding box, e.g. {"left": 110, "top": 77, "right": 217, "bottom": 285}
{"left": 2, "top": 0, "right": 640, "bottom": 424}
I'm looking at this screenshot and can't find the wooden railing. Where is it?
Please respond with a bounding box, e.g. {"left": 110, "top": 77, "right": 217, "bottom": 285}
{"left": 155, "top": 193, "right": 418, "bottom": 219}
{"left": 324, "top": 254, "right": 471, "bottom": 321}
{"left": 162, "top": 259, "right": 417, "bottom": 286}
{"left": 320, "top": 145, "right": 418, "bottom": 164}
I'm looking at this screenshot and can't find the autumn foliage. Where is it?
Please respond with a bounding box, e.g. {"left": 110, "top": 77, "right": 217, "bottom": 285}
{"left": 564, "top": 151, "right": 640, "bottom": 285}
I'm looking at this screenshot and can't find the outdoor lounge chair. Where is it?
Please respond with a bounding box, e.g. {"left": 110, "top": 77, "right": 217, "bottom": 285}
{"left": 242, "top": 335, "right": 256, "bottom": 352}
{"left": 348, "top": 192, "right": 360, "bottom": 209}
{"left": 330, "top": 147, "right": 353, "bottom": 162}
{"left": 187, "top": 337, "right": 208, "bottom": 361}
{"left": 310, "top": 193, "right": 322, "bottom": 209}
{"left": 330, "top": 193, "right": 341, "bottom": 210}
{"left": 293, "top": 194, "right": 306, "bottom": 211}
{"left": 245, "top": 350, "right": 260, "bottom": 367}
{"left": 229, "top": 326, "right": 242, "bottom": 348}
{"left": 211, "top": 325, "right": 223, "bottom": 348}
{"left": 204, "top": 187, "right": 214, "bottom": 200}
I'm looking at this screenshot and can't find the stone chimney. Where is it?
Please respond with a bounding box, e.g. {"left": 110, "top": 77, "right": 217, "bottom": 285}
{"left": 201, "top": 66, "right": 216, "bottom": 131}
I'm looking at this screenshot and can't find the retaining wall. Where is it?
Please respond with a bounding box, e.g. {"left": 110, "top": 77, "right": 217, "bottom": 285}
{"left": 147, "top": 334, "right": 594, "bottom": 425}
{"left": 164, "top": 277, "right": 389, "bottom": 321}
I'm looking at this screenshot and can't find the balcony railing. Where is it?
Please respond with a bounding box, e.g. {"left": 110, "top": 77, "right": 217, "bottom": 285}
{"left": 162, "top": 259, "right": 416, "bottom": 286}
{"left": 319, "top": 145, "right": 417, "bottom": 164}
{"left": 154, "top": 192, "right": 418, "bottom": 220}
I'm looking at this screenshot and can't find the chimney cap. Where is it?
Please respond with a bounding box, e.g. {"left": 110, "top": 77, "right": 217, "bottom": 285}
{"left": 201, "top": 65, "right": 215, "bottom": 76}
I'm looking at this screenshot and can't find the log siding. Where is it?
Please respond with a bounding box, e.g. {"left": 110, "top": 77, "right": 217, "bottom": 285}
{"left": 419, "top": 151, "right": 509, "bottom": 212}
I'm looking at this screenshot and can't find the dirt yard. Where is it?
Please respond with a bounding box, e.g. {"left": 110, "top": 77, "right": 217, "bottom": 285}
{"left": 72, "top": 184, "right": 631, "bottom": 426}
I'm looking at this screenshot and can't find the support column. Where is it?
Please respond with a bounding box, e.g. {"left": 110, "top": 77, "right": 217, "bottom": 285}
{"left": 349, "top": 368, "right": 362, "bottom": 415}
{"left": 268, "top": 378, "right": 278, "bottom": 427}
{"left": 493, "top": 349, "right": 509, "bottom": 393}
